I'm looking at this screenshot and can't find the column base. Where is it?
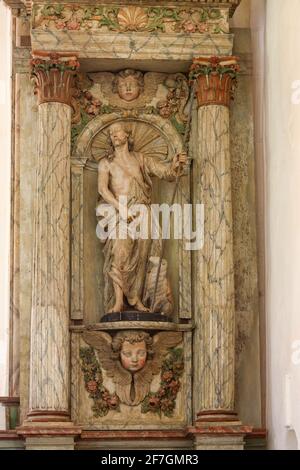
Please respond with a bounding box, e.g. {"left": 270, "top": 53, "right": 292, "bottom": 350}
{"left": 196, "top": 410, "right": 241, "bottom": 426}
{"left": 26, "top": 410, "right": 71, "bottom": 423}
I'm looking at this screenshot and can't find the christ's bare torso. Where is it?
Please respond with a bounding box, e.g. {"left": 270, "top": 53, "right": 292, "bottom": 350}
{"left": 98, "top": 151, "right": 145, "bottom": 202}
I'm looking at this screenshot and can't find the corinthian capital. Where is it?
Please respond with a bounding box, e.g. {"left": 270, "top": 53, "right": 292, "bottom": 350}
{"left": 190, "top": 56, "right": 240, "bottom": 108}
{"left": 31, "top": 51, "right": 80, "bottom": 106}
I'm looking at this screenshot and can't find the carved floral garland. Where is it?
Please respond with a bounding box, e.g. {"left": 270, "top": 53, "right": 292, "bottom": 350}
{"left": 80, "top": 346, "right": 120, "bottom": 417}
{"left": 80, "top": 346, "right": 184, "bottom": 418}
{"left": 141, "top": 348, "right": 184, "bottom": 417}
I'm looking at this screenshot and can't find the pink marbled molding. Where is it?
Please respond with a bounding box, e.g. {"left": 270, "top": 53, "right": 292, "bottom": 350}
{"left": 188, "top": 425, "right": 253, "bottom": 436}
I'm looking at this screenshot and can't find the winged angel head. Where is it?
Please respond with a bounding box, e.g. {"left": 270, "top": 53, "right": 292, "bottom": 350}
{"left": 83, "top": 330, "right": 182, "bottom": 406}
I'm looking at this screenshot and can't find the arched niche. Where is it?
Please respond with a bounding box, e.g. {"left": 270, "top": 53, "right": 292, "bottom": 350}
{"left": 71, "top": 113, "right": 191, "bottom": 324}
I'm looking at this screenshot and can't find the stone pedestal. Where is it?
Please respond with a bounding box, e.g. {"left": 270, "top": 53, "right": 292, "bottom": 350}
{"left": 194, "top": 435, "right": 245, "bottom": 450}
{"left": 191, "top": 57, "right": 240, "bottom": 422}
{"left": 189, "top": 425, "right": 251, "bottom": 450}
{"left": 26, "top": 53, "right": 79, "bottom": 424}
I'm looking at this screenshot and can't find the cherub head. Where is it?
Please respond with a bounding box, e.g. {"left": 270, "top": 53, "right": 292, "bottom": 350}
{"left": 111, "top": 331, "right": 154, "bottom": 373}
{"left": 112, "top": 69, "right": 144, "bottom": 102}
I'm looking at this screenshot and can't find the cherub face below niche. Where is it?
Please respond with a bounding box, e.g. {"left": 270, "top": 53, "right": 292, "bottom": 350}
{"left": 120, "top": 339, "right": 147, "bottom": 372}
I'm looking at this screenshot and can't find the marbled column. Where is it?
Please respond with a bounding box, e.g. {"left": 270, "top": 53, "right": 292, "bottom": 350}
{"left": 28, "top": 53, "right": 79, "bottom": 421}
{"left": 191, "top": 57, "right": 239, "bottom": 421}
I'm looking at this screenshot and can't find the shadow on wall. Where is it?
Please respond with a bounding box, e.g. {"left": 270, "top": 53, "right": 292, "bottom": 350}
{"left": 286, "top": 430, "right": 298, "bottom": 451}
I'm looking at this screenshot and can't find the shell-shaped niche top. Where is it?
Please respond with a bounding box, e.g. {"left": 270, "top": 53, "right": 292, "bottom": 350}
{"left": 117, "top": 6, "right": 148, "bottom": 31}
{"left": 90, "top": 120, "right": 169, "bottom": 165}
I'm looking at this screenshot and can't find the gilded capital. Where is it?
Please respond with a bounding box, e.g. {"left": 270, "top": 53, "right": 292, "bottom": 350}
{"left": 31, "top": 52, "right": 80, "bottom": 106}
{"left": 190, "top": 56, "right": 239, "bottom": 108}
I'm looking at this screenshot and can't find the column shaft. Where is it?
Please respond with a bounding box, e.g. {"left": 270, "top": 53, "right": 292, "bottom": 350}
{"left": 191, "top": 56, "right": 239, "bottom": 421}
{"left": 197, "top": 104, "right": 235, "bottom": 413}
{"left": 29, "top": 103, "right": 71, "bottom": 417}
{"left": 27, "top": 53, "right": 79, "bottom": 422}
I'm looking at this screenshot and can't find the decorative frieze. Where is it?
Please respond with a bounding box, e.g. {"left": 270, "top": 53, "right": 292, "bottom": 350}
{"left": 190, "top": 56, "right": 239, "bottom": 107}
{"left": 32, "top": 4, "right": 229, "bottom": 34}
{"left": 31, "top": 52, "right": 80, "bottom": 106}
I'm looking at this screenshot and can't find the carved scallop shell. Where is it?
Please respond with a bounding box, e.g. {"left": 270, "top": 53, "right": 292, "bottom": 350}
{"left": 117, "top": 6, "right": 148, "bottom": 31}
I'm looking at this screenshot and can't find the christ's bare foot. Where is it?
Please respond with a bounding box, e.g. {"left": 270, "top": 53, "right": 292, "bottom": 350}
{"left": 134, "top": 300, "right": 150, "bottom": 312}
{"left": 108, "top": 302, "right": 124, "bottom": 313}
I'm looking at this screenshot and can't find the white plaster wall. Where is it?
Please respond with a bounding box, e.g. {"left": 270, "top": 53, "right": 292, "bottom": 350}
{"left": 0, "top": 0, "right": 12, "bottom": 429}
{"left": 264, "top": 0, "right": 300, "bottom": 450}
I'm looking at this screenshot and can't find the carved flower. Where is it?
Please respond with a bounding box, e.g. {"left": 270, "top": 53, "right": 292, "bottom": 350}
{"left": 86, "top": 102, "right": 101, "bottom": 115}
{"left": 84, "top": 91, "right": 93, "bottom": 100}
{"left": 117, "top": 6, "right": 148, "bottom": 31}
{"left": 157, "top": 100, "right": 173, "bottom": 119}
{"left": 168, "top": 380, "right": 180, "bottom": 393}
{"left": 158, "top": 388, "right": 166, "bottom": 398}
{"left": 148, "top": 396, "right": 160, "bottom": 408}
{"left": 87, "top": 380, "right": 98, "bottom": 393}
{"left": 86, "top": 104, "right": 99, "bottom": 115}
{"left": 56, "top": 21, "right": 66, "bottom": 30}
{"left": 67, "top": 20, "right": 81, "bottom": 30}
{"left": 162, "top": 371, "right": 173, "bottom": 382}
{"left": 160, "top": 398, "right": 174, "bottom": 412}
{"left": 198, "top": 23, "right": 209, "bottom": 33}
{"left": 182, "top": 20, "right": 197, "bottom": 33}
{"left": 68, "top": 59, "right": 80, "bottom": 68}
{"left": 173, "top": 361, "right": 184, "bottom": 373}
{"left": 107, "top": 395, "right": 120, "bottom": 409}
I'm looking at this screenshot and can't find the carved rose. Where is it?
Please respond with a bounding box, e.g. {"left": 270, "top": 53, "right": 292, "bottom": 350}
{"left": 157, "top": 100, "right": 173, "bottom": 119}
{"left": 86, "top": 101, "right": 101, "bottom": 115}
{"left": 173, "top": 361, "right": 184, "bottom": 373}
{"left": 160, "top": 398, "right": 174, "bottom": 412}
{"left": 198, "top": 23, "right": 209, "bottom": 33}
{"left": 87, "top": 380, "right": 98, "bottom": 393}
{"left": 107, "top": 395, "right": 120, "bottom": 409}
{"left": 168, "top": 380, "right": 180, "bottom": 393}
{"left": 67, "top": 20, "right": 81, "bottom": 30}
{"left": 182, "top": 20, "right": 197, "bottom": 33}
{"left": 56, "top": 21, "right": 66, "bottom": 30}
{"left": 162, "top": 371, "right": 173, "bottom": 382}
{"left": 148, "top": 396, "right": 160, "bottom": 408}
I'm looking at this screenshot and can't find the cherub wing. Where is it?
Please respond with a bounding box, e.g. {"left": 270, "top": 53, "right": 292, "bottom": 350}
{"left": 133, "top": 332, "right": 183, "bottom": 404}
{"left": 87, "top": 72, "right": 115, "bottom": 105}
{"left": 82, "top": 331, "right": 131, "bottom": 386}
{"left": 151, "top": 332, "right": 183, "bottom": 375}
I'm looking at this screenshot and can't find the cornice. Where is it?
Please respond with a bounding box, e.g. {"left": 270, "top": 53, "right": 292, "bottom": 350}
{"left": 4, "top": 1, "right": 242, "bottom": 18}
{"left": 3, "top": 1, "right": 31, "bottom": 15}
